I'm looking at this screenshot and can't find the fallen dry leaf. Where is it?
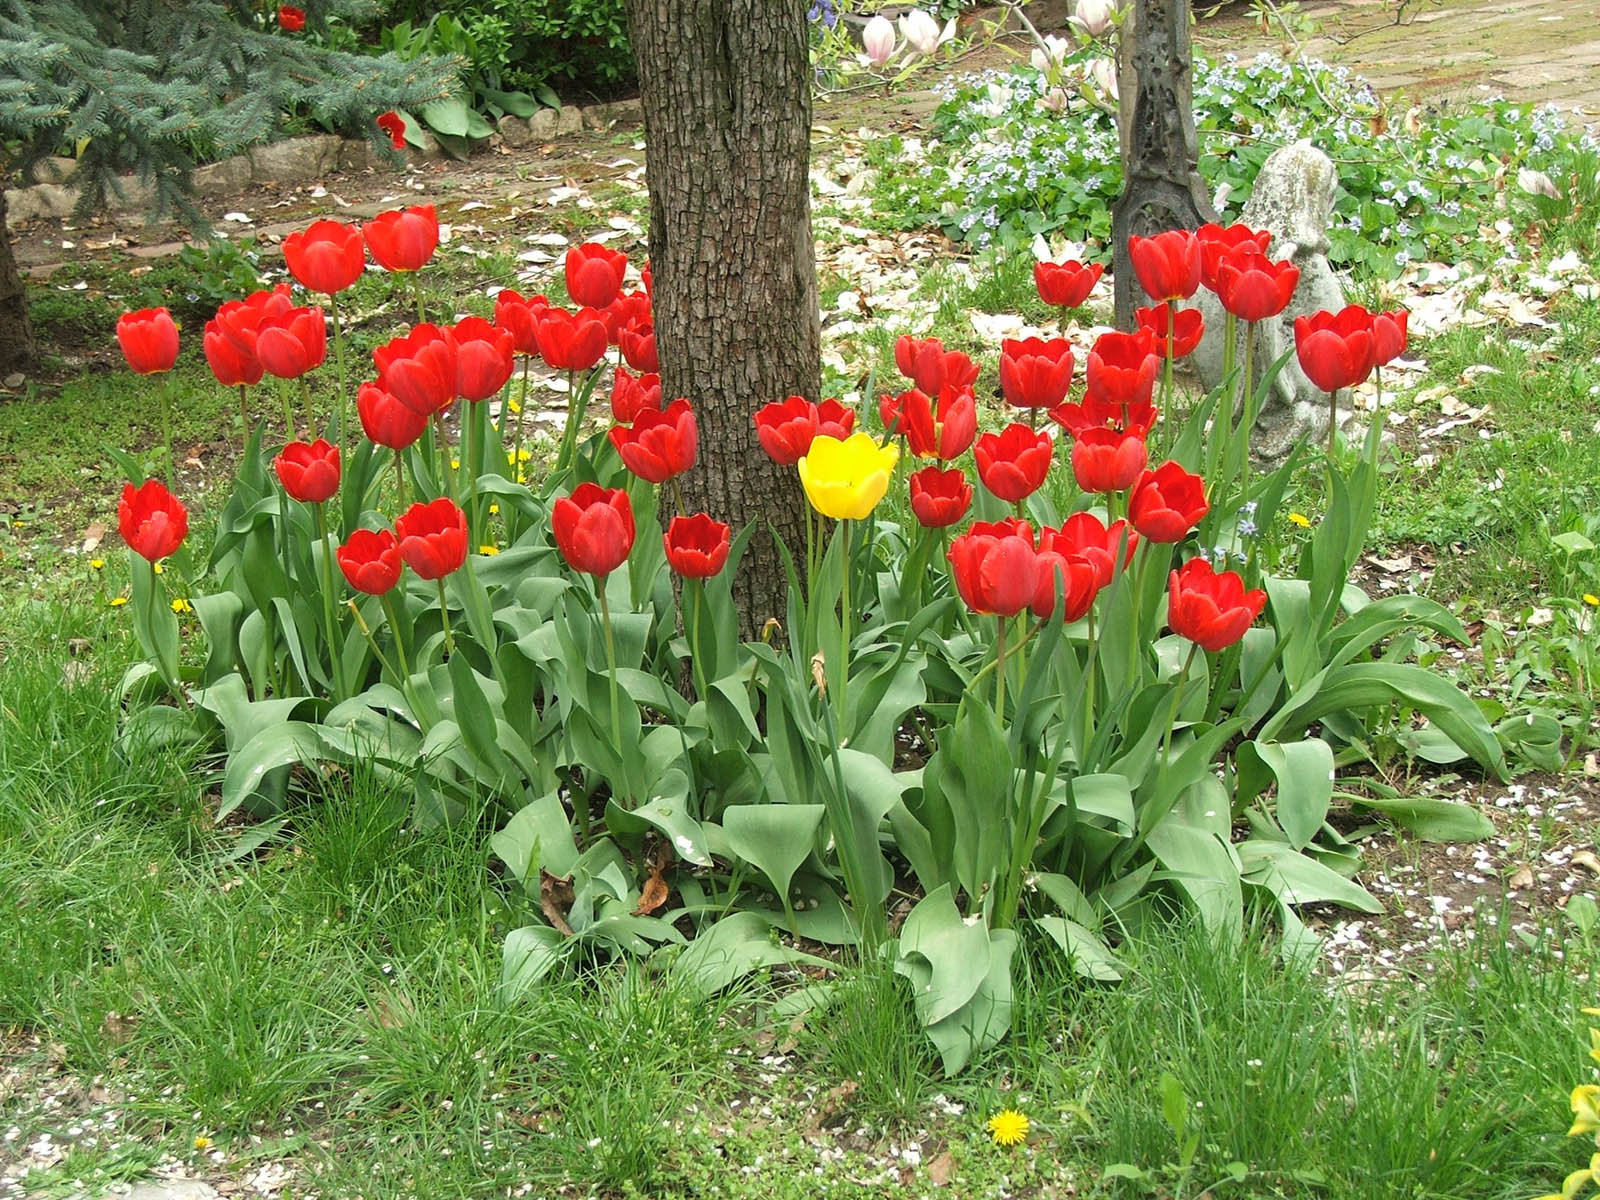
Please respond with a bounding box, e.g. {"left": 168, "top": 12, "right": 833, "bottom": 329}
{"left": 1509, "top": 865, "right": 1535, "bottom": 890}
{"left": 1572, "top": 850, "right": 1600, "bottom": 877}
{"left": 927, "top": 1150, "right": 955, "bottom": 1185}
{"left": 540, "top": 870, "right": 576, "bottom": 937}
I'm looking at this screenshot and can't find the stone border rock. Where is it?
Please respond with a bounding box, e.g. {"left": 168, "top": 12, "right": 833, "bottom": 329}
{"left": 5, "top": 98, "right": 644, "bottom": 226}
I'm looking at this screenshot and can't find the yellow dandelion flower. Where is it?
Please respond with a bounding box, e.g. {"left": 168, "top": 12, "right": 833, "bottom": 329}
{"left": 517, "top": 448, "right": 532, "bottom": 463}
{"left": 89, "top": 558, "right": 105, "bottom": 570}
{"left": 110, "top": 596, "right": 129, "bottom": 607}
{"left": 488, "top": 503, "right": 500, "bottom": 515}
{"left": 171, "top": 597, "right": 192, "bottom": 614}
{"left": 1287, "top": 512, "right": 1312, "bottom": 529}
{"left": 152, "top": 562, "right": 164, "bottom": 574}
{"left": 478, "top": 544, "right": 500, "bottom": 556}
{"left": 986, "top": 1109, "right": 1029, "bottom": 1147}
{"left": 451, "top": 458, "right": 461, "bottom": 470}
{"left": 1585, "top": 594, "right": 1600, "bottom": 607}
{"left": 508, "top": 399, "right": 522, "bottom": 415}
{"left": 1571, "top": 1084, "right": 1600, "bottom": 1137}
{"left": 193, "top": 1135, "right": 212, "bottom": 1151}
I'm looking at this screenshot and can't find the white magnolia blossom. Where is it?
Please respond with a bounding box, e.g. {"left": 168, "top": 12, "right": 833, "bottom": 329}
{"left": 1030, "top": 35, "right": 1071, "bottom": 74}
{"left": 1088, "top": 55, "right": 1119, "bottom": 101}
{"left": 862, "top": 14, "right": 896, "bottom": 67}
{"left": 898, "top": 8, "right": 954, "bottom": 56}
{"left": 1069, "top": 0, "right": 1116, "bottom": 37}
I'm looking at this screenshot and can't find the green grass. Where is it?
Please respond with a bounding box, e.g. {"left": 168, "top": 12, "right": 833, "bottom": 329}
{"left": 2, "top": 603, "right": 1595, "bottom": 1198}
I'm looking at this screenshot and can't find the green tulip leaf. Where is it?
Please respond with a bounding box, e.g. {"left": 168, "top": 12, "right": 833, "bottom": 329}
{"left": 1034, "top": 915, "right": 1123, "bottom": 982}
{"left": 721, "top": 803, "right": 825, "bottom": 907}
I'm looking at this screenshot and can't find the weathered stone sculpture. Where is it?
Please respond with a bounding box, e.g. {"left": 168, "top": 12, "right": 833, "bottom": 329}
{"left": 1191, "top": 140, "right": 1350, "bottom": 461}
{"left": 1111, "top": 0, "right": 1216, "bottom": 330}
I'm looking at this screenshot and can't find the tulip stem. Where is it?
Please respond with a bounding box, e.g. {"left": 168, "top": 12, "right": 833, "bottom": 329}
{"left": 412, "top": 272, "right": 426, "bottom": 325}
{"left": 598, "top": 580, "right": 627, "bottom": 805}
{"left": 670, "top": 476, "right": 687, "bottom": 518}
{"left": 686, "top": 577, "right": 709, "bottom": 702}
{"left": 278, "top": 378, "right": 296, "bottom": 441}
{"left": 837, "top": 519, "right": 851, "bottom": 731}
{"left": 311, "top": 502, "right": 347, "bottom": 700}
{"left": 379, "top": 591, "right": 413, "bottom": 685}
{"left": 329, "top": 293, "right": 350, "bottom": 508}
{"left": 994, "top": 615, "right": 1007, "bottom": 726}
{"left": 393, "top": 449, "right": 408, "bottom": 509}
{"left": 345, "top": 598, "right": 395, "bottom": 680}
{"left": 1327, "top": 388, "right": 1338, "bottom": 458}
{"left": 1083, "top": 604, "right": 1098, "bottom": 757}
{"left": 1160, "top": 298, "right": 1176, "bottom": 453}
{"left": 510, "top": 356, "right": 531, "bottom": 488}
{"left": 238, "top": 385, "right": 250, "bottom": 451}
{"left": 436, "top": 577, "right": 454, "bottom": 656}
{"left": 301, "top": 378, "right": 315, "bottom": 446}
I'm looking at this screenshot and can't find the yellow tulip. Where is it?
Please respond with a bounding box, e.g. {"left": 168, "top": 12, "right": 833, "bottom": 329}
{"left": 798, "top": 433, "right": 899, "bottom": 521}
{"left": 1570, "top": 1085, "right": 1600, "bottom": 1138}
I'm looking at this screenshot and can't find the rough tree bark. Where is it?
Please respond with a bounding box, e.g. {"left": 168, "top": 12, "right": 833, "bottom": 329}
{"left": 623, "top": 0, "right": 821, "bottom": 633}
{"left": 0, "top": 194, "right": 38, "bottom": 377}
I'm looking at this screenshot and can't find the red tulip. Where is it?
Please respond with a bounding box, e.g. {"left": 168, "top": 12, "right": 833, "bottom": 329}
{"left": 255, "top": 305, "right": 326, "bottom": 380}
{"left": 537, "top": 307, "right": 610, "bottom": 372}
{"left": 999, "top": 337, "right": 1075, "bottom": 409}
{"left": 894, "top": 336, "right": 979, "bottom": 397}
{"left": 1042, "top": 513, "right": 1136, "bottom": 588}
{"left": 1130, "top": 460, "right": 1209, "bottom": 543}
{"left": 277, "top": 5, "right": 306, "bottom": 31}
{"left": 1197, "top": 222, "right": 1271, "bottom": 294}
{"left": 336, "top": 528, "right": 401, "bottom": 595}
{"left": 273, "top": 438, "right": 341, "bottom": 504}
{"left": 214, "top": 285, "right": 293, "bottom": 359}
{"left": 1034, "top": 259, "right": 1103, "bottom": 308}
{"left": 395, "top": 497, "right": 468, "bottom": 580}
{"left": 552, "top": 483, "right": 635, "bottom": 576}
{"left": 663, "top": 513, "right": 731, "bottom": 579}
{"left": 1085, "top": 327, "right": 1160, "bottom": 415}
{"left": 337, "top": 528, "right": 402, "bottom": 595}
{"left": 357, "top": 381, "right": 429, "bottom": 451}
{"left": 283, "top": 219, "right": 364, "bottom": 295}
{"left": 753, "top": 395, "right": 857, "bottom": 465}
{"left": 363, "top": 204, "right": 439, "bottom": 273}
{"left": 1128, "top": 229, "right": 1201, "bottom": 302}
{"left": 908, "top": 465, "right": 972, "bottom": 528}
{"left": 116, "top": 307, "right": 179, "bottom": 375}
{"left": 565, "top": 242, "right": 628, "bottom": 310}
{"left": 1294, "top": 306, "right": 1376, "bottom": 394}
{"left": 609, "top": 398, "right": 697, "bottom": 484}
{"left": 376, "top": 111, "right": 407, "bottom": 150}
{"left": 601, "top": 290, "right": 652, "bottom": 343}
{"left": 1136, "top": 305, "right": 1205, "bottom": 359}
{"left": 1168, "top": 557, "right": 1267, "bottom": 652}
{"left": 1030, "top": 549, "right": 1099, "bottom": 621}
{"left": 1050, "top": 389, "right": 1157, "bottom": 440}
{"left": 948, "top": 521, "right": 1038, "bottom": 617}
{"left": 617, "top": 319, "right": 659, "bottom": 373}
{"left": 1372, "top": 307, "right": 1409, "bottom": 366}
{"left": 610, "top": 367, "right": 662, "bottom": 424}
{"left": 894, "top": 385, "right": 977, "bottom": 460}
{"left": 641, "top": 262, "right": 652, "bottom": 294}
{"left": 494, "top": 289, "right": 548, "bottom": 357}
{"left": 203, "top": 318, "right": 262, "bottom": 387}
{"left": 451, "top": 316, "right": 515, "bottom": 401}
{"left": 1213, "top": 252, "right": 1300, "bottom": 323}
{"left": 975, "top": 423, "right": 1053, "bottom": 504}
{"left": 374, "top": 323, "right": 457, "bottom": 416}
{"left": 1070, "top": 427, "right": 1148, "bottom": 493}
{"left": 118, "top": 479, "right": 188, "bottom": 562}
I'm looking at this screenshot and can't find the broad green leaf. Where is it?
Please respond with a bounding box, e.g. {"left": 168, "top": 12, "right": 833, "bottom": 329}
{"left": 604, "top": 768, "right": 710, "bottom": 865}
{"left": 492, "top": 790, "right": 580, "bottom": 883}
{"left": 1035, "top": 915, "right": 1123, "bottom": 981}
{"left": 1145, "top": 816, "right": 1243, "bottom": 940}
{"left": 894, "top": 884, "right": 992, "bottom": 1027}
{"left": 501, "top": 925, "right": 568, "bottom": 999}
{"left": 672, "top": 911, "right": 830, "bottom": 995}
{"left": 721, "top": 804, "right": 825, "bottom": 907}
{"left": 219, "top": 721, "right": 329, "bottom": 818}
{"left": 1238, "top": 840, "right": 1381, "bottom": 913}
{"left": 1348, "top": 795, "right": 1492, "bottom": 842}
{"left": 1237, "top": 739, "right": 1334, "bottom": 850}
{"left": 918, "top": 926, "right": 1017, "bottom": 1076}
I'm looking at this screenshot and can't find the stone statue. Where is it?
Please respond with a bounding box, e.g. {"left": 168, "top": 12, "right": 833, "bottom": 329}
{"left": 1190, "top": 140, "right": 1350, "bottom": 461}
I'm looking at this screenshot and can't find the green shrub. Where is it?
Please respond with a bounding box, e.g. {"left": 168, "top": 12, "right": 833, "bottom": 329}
{"left": 383, "top": 0, "right": 634, "bottom": 96}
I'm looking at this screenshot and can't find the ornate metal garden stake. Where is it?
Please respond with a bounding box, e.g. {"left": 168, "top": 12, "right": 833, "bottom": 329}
{"left": 1111, "top": 0, "right": 1217, "bottom": 329}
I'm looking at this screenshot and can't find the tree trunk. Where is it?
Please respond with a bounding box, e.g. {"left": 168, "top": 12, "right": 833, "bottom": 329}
{"left": 0, "top": 190, "right": 38, "bottom": 378}
{"left": 624, "top": 0, "right": 820, "bottom": 634}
